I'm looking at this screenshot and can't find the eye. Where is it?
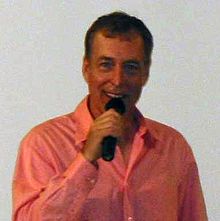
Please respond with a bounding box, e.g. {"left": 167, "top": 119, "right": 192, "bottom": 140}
{"left": 99, "top": 61, "right": 113, "bottom": 70}
{"left": 124, "top": 63, "right": 140, "bottom": 74}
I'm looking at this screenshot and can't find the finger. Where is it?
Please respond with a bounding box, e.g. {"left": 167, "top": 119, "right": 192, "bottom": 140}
{"left": 94, "top": 111, "right": 122, "bottom": 127}
{"left": 95, "top": 109, "right": 121, "bottom": 121}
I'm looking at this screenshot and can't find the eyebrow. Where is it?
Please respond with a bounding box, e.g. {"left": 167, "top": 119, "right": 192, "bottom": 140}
{"left": 98, "top": 56, "right": 114, "bottom": 61}
{"left": 124, "top": 59, "right": 140, "bottom": 64}
{"left": 98, "top": 56, "right": 141, "bottom": 64}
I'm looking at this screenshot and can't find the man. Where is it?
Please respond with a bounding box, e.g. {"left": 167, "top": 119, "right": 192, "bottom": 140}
{"left": 12, "top": 12, "right": 208, "bottom": 221}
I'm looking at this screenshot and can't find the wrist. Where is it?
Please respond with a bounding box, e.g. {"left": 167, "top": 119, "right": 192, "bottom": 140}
{"left": 81, "top": 150, "right": 92, "bottom": 161}
{"left": 81, "top": 150, "right": 98, "bottom": 167}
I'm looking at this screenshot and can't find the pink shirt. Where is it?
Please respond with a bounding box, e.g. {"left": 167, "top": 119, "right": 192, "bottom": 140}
{"left": 12, "top": 97, "right": 208, "bottom": 221}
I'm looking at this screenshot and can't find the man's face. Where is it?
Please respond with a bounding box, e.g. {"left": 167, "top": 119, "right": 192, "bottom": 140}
{"left": 83, "top": 31, "right": 150, "bottom": 118}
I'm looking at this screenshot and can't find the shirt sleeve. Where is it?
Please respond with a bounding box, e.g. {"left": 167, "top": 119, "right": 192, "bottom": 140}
{"left": 177, "top": 136, "right": 208, "bottom": 221}
{"left": 12, "top": 131, "right": 98, "bottom": 221}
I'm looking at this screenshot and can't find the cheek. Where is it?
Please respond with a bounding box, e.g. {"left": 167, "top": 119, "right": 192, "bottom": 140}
{"left": 88, "top": 76, "right": 103, "bottom": 90}
{"left": 128, "top": 80, "right": 143, "bottom": 92}
{"left": 90, "top": 73, "right": 109, "bottom": 86}
{"left": 128, "top": 84, "right": 144, "bottom": 102}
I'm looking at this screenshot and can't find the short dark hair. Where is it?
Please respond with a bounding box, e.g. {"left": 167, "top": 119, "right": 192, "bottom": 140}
{"left": 84, "top": 11, "right": 154, "bottom": 61}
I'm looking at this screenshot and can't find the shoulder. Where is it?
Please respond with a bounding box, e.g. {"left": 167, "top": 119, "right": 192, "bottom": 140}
{"left": 33, "top": 112, "right": 76, "bottom": 134}
{"left": 143, "top": 117, "right": 195, "bottom": 160}
{"left": 19, "top": 112, "right": 78, "bottom": 152}
{"left": 28, "top": 112, "right": 75, "bottom": 134}
{"left": 143, "top": 117, "right": 184, "bottom": 141}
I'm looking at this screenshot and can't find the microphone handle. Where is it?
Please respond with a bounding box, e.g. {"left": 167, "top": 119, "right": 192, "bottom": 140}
{"left": 102, "top": 136, "right": 117, "bottom": 161}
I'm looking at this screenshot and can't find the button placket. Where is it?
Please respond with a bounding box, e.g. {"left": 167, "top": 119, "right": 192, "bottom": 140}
{"left": 86, "top": 177, "right": 96, "bottom": 185}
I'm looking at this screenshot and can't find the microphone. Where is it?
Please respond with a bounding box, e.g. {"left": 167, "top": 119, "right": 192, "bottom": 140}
{"left": 102, "top": 98, "right": 126, "bottom": 161}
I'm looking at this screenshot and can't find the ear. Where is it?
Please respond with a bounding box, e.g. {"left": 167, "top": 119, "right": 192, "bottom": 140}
{"left": 82, "top": 56, "right": 90, "bottom": 83}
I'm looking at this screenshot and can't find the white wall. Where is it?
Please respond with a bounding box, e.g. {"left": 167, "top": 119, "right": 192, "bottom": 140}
{"left": 1, "top": 1, "right": 219, "bottom": 220}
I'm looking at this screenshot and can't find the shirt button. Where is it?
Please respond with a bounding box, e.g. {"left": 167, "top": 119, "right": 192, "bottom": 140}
{"left": 89, "top": 178, "right": 96, "bottom": 184}
{"left": 128, "top": 217, "right": 133, "bottom": 221}
{"left": 86, "top": 177, "right": 96, "bottom": 184}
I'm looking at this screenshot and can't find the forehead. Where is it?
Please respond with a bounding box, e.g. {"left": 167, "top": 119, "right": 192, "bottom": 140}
{"left": 91, "top": 31, "right": 145, "bottom": 60}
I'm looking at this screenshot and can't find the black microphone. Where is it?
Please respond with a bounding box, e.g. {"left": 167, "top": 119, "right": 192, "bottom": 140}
{"left": 102, "top": 98, "right": 126, "bottom": 161}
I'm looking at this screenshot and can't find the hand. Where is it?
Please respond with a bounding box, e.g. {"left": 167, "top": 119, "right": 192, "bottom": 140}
{"left": 82, "top": 109, "right": 124, "bottom": 162}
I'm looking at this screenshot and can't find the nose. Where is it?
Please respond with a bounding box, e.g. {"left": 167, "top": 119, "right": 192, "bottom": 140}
{"left": 111, "top": 66, "right": 124, "bottom": 86}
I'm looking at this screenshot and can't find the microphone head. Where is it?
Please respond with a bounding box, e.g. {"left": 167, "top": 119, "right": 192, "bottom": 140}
{"left": 105, "top": 98, "right": 126, "bottom": 115}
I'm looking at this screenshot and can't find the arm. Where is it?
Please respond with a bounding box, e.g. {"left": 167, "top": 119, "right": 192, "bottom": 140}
{"left": 12, "top": 108, "right": 122, "bottom": 221}
{"left": 12, "top": 132, "right": 98, "bottom": 221}
{"left": 177, "top": 137, "right": 208, "bottom": 221}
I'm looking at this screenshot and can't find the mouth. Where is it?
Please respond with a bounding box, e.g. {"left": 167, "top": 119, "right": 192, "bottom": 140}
{"left": 104, "top": 91, "right": 126, "bottom": 99}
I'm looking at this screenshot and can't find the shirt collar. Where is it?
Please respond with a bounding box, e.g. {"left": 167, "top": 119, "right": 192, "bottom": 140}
{"left": 72, "top": 96, "right": 93, "bottom": 145}
{"left": 72, "top": 96, "right": 160, "bottom": 147}
{"left": 134, "top": 108, "right": 161, "bottom": 143}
